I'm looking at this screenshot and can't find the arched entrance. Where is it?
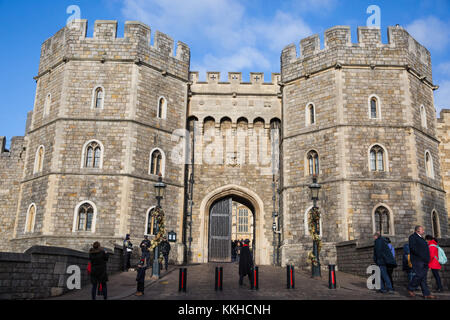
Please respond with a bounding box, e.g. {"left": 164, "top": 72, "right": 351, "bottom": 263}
{"left": 209, "top": 195, "right": 255, "bottom": 262}
{"left": 199, "top": 185, "right": 270, "bottom": 265}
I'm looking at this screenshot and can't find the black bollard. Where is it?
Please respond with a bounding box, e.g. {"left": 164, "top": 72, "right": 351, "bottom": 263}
{"left": 219, "top": 267, "right": 223, "bottom": 291}
{"left": 215, "top": 267, "right": 218, "bottom": 291}
{"left": 253, "top": 266, "right": 259, "bottom": 290}
{"left": 286, "top": 265, "right": 291, "bottom": 289}
{"left": 179, "top": 268, "right": 187, "bottom": 292}
{"left": 291, "top": 265, "right": 295, "bottom": 289}
{"left": 215, "top": 266, "right": 223, "bottom": 291}
{"left": 328, "top": 265, "right": 336, "bottom": 289}
{"left": 287, "top": 265, "right": 295, "bottom": 289}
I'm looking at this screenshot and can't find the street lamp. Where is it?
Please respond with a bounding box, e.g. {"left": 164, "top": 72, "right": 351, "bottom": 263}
{"left": 308, "top": 175, "right": 321, "bottom": 278}
{"left": 152, "top": 175, "right": 166, "bottom": 279}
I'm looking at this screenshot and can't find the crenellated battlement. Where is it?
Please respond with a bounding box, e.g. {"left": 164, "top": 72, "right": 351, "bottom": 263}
{"left": 38, "top": 20, "right": 190, "bottom": 80}
{"left": 0, "top": 136, "right": 25, "bottom": 157}
{"left": 282, "top": 25, "right": 432, "bottom": 84}
{"left": 190, "top": 72, "right": 280, "bottom": 85}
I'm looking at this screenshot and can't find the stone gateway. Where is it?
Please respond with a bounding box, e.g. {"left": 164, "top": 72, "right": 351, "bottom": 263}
{"left": 0, "top": 20, "right": 449, "bottom": 270}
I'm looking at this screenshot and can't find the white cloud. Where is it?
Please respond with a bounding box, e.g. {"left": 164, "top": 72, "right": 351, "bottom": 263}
{"left": 119, "top": 0, "right": 315, "bottom": 73}
{"left": 435, "top": 80, "right": 450, "bottom": 111}
{"left": 406, "top": 16, "right": 450, "bottom": 51}
{"left": 193, "top": 47, "right": 272, "bottom": 76}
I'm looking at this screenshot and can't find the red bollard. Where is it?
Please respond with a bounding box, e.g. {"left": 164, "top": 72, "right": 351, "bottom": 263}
{"left": 179, "top": 268, "right": 187, "bottom": 292}
{"left": 215, "top": 266, "right": 223, "bottom": 291}
{"left": 253, "top": 266, "right": 259, "bottom": 290}
{"left": 329, "top": 265, "right": 337, "bottom": 289}
{"left": 287, "top": 265, "right": 295, "bottom": 289}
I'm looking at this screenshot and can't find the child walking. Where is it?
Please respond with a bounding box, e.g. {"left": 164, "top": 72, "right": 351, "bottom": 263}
{"left": 135, "top": 259, "right": 148, "bottom": 296}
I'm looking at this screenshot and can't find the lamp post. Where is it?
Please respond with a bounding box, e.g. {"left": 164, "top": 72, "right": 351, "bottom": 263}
{"left": 152, "top": 176, "right": 166, "bottom": 279}
{"left": 308, "top": 175, "right": 321, "bottom": 278}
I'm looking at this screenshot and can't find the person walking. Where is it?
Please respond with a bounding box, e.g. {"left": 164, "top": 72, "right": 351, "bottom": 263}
{"left": 123, "top": 234, "right": 133, "bottom": 271}
{"left": 160, "top": 237, "right": 171, "bottom": 271}
{"left": 236, "top": 240, "right": 241, "bottom": 263}
{"left": 425, "top": 235, "right": 444, "bottom": 293}
{"left": 135, "top": 259, "right": 148, "bottom": 296}
{"left": 407, "top": 226, "right": 435, "bottom": 299}
{"left": 89, "top": 242, "right": 109, "bottom": 300}
{"left": 385, "top": 237, "right": 396, "bottom": 290}
{"left": 402, "top": 243, "right": 415, "bottom": 284}
{"left": 140, "top": 235, "right": 151, "bottom": 268}
{"left": 238, "top": 239, "right": 254, "bottom": 289}
{"left": 373, "top": 232, "right": 396, "bottom": 294}
{"left": 231, "top": 240, "right": 237, "bottom": 262}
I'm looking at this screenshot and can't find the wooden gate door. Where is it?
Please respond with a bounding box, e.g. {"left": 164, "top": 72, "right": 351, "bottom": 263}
{"left": 209, "top": 198, "right": 232, "bottom": 262}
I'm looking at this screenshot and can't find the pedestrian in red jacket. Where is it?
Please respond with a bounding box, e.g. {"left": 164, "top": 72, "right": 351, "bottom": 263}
{"left": 425, "top": 235, "right": 444, "bottom": 292}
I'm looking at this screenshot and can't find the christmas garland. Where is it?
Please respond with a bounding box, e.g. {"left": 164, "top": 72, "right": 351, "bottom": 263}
{"left": 307, "top": 207, "right": 322, "bottom": 266}
{"left": 150, "top": 206, "right": 166, "bottom": 263}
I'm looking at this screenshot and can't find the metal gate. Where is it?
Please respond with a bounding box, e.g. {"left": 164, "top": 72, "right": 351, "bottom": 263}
{"left": 209, "top": 198, "right": 232, "bottom": 262}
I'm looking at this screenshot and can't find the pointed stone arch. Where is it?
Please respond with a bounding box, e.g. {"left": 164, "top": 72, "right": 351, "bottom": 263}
{"left": 198, "top": 184, "right": 269, "bottom": 265}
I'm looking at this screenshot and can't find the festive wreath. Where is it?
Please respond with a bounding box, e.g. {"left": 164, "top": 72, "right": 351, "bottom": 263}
{"left": 150, "top": 206, "right": 166, "bottom": 263}
{"left": 307, "top": 207, "right": 322, "bottom": 266}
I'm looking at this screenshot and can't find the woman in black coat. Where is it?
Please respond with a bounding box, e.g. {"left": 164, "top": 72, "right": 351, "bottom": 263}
{"left": 89, "top": 242, "right": 109, "bottom": 300}
{"left": 238, "top": 239, "right": 254, "bottom": 289}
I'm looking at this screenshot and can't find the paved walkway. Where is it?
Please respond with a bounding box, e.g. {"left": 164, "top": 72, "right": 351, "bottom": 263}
{"left": 48, "top": 263, "right": 450, "bottom": 300}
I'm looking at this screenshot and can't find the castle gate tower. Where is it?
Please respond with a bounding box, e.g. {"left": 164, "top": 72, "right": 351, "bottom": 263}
{"left": 5, "top": 20, "right": 190, "bottom": 263}
{"left": 281, "top": 26, "right": 447, "bottom": 268}
{"left": 186, "top": 72, "right": 282, "bottom": 265}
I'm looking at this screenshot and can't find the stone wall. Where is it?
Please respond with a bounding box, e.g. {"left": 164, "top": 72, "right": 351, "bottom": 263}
{"left": 0, "top": 137, "right": 25, "bottom": 252}
{"left": 336, "top": 238, "right": 450, "bottom": 290}
{"left": 437, "top": 110, "right": 450, "bottom": 227}
{"left": 0, "top": 245, "right": 123, "bottom": 300}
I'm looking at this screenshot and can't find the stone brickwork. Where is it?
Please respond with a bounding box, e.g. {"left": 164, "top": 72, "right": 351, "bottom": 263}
{"left": 0, "top": 137, "right": 25, "bottom": 252}
{"left": 336, "top": 238, "right": 450, "bottom": 291}
{"left": 0, "top": 245, "right": 123, "bottom": 300}
{"left": 0, "top": 22, "right": 448, "bottom": 270}
{"left": 281, "top": 26, "right": 447, "bottom": 269}
{"left": 437, "top": 110, "right": 450, "bottom": 228}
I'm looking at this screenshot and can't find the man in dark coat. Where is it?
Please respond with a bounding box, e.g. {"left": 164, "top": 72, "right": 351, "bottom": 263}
{"left": 89, "top": 242, "right": 109, "bottom": 300}
{"left": 160, "top": 237, "right": 171, "bottom": 271}
{"left": 123, "top": 234, "right": 133, "bottom": 271}
{"left": 140, "top": 235, "right": 151, "bottom": 268}
{"left": 373, "top": 232, "right": 396, "bottom": 294}
{"left": 407, "top": 226, "right": 435, "bottom": 299}
{"left": 238, "top": 239, "right": 254, "bottom": 289}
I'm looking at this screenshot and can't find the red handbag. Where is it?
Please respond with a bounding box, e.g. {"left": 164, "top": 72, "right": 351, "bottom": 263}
{"left": 87, "top": 262, "right": 92, "bottom": 274}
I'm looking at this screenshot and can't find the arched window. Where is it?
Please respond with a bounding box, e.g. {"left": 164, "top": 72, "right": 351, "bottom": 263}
{"left": 25, "top": 204, "right": 36, "bottom": 233}
{"left": 77, "top": 203, "right": 94, "bottom": 231}
{"left": 307, "top": 150, "right": 319, "bottom": 176}
{"left": 157, "top": 97, "right": 167, "bottom": 119}
{"left": 146, "top": 208, "right": 158, "bottom": 236}
{"left": 92, "top": 87, "right": 104, "bottom": 109}
{"left": 44, "top": 93, "right": 51, "bottom": 117}
{"left": 420, "top": 105, "right": 427, "bottom": 128}
{"left": 374, "top": 206, "right": 391, "bottom": 235}
{"left": 150, "top": 149, "right": 165, "bottom": 176}
{"left": 431, "top": 211, "right": 440, "bottom": 238}
{"left": 425, "top": 151, "right": 434, "bottom": 178}
{"left": 306, "top": 103, "right": 316, "bottom": 126}
{"left": 82, "top": 140, "right": 103, "bottom": 169}
{"left": 370, "top": 145, "right": 385, "bottom": 172}
{"left": 34, "top": 145, "right": 45, "bottom": 174}
{"left": 370, "top": 98, "right": 378, "bottom": 119}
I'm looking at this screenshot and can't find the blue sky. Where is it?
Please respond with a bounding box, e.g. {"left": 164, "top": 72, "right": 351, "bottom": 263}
{"left": 1, "top": 0, "right": 449, "bottom": 146}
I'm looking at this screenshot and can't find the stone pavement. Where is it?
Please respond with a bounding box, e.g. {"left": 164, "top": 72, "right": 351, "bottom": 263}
{"left": 47, "top": 263, "right": 450, "bottom": 300}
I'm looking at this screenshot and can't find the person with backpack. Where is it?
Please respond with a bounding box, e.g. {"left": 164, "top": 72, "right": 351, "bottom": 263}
{"left": 135, "top": 259, "right": 148, "bottom": 296}
{"left": 385, "top": 237, "right": 396, "bottom": 290}
{"left": 160, "top": 236, "right": 171, "bottom": 271}
{"left": 373, "top": 232, "right": 396, "bottom": 294}
{"left": 426, "top": 235, "right": 445, "bottom": 292}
